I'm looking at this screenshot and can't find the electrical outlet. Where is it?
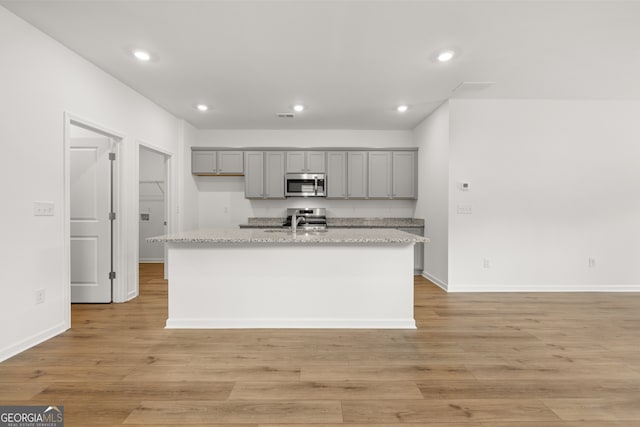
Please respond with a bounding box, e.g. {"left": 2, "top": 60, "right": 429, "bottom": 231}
{"left": 588, "top": 257, "right": 596, "bottom": 268}
{"left": 483, "top": 258, "right": 491, "bottom": 269}
{"left": 35, "top": 289, "right": 45, "bottom": 304}
{"left": 457, "top": 204, "right": 472, "bottom": 214}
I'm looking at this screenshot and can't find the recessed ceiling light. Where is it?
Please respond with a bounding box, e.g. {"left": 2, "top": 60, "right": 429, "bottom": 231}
{"left": 196, "top": 104, "right": 209, "bottom": 112}
{"left": 397, "top": 105, "right": 409, "bottom": 113}
{"left": 437, "top": 50, "right": 455, "bottom": 62}
{"left": 133, "top": 50, "right": 151, "bottom": 61}
{"left": 293, "top": 104, "right": 305, "bottom": 113}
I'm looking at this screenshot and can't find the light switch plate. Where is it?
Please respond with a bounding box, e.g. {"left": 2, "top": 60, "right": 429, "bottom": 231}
{"left": 457, "top": 204, "right": 472, "bottom": 214}
{"left": 34, "top": 201, "right": 55, "bottom": 216}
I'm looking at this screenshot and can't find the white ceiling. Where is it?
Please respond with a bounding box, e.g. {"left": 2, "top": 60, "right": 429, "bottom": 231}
{"left": 3, "top": 0, "right": 640, "bottom": 130}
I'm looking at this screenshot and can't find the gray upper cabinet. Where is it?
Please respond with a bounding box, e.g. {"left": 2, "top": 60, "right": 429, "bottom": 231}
{"left": 368, "top": 151, "right": 392, "bottom": 198}
{"left": 327, "top": 151, "right": 368, "bottom": 199}
{"left": 392, "top": 151, "right": 417, "bottom": 199}
{"left": 347, "top": 151, "right": 368, "bottom": 198}
{"left": 286, "top": 151, "right": 325, "bottom": 173}
{"left": 192, "top": 151, "right": 217, "bottom": 174}
{"left": 244, "top": 152, "right": 264, "bottom": 198}
{"left": 218, "top": 151, "right": 244, "bottom": 174}
{"left": 367, "top": 151, "right": 417, "bottom": 200}
{"left": 326, "top": 152, "right": 347, "bottom": 198}
{"left": 264, "top": 152, "right": 285, "bottom": 198}
{"left": 307, "top": 151, "right": 326, "bottom": 172}
{"left": 244, "top": 151, "right": 285, "bottom": 199}
{"left": 195, "top": 146, "right": 417, "bottom": 200}
{"left": 192, "top": 150, "right": 244, "bottom": 175}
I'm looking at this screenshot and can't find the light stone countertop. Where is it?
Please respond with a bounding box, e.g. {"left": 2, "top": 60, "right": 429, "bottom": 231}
{"left": 148, "top": 227, "right": 429, "bottom": 244}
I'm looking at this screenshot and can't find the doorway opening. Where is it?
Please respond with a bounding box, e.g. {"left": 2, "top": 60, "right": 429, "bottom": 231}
{"left": 138, "top": 146, "right": 169, "bottom": 264}
{"left": 137, "top": 144, "right": 171, "bottom": 291}
{"left": 64, "top": 114, "right": 125, "bottom": 327}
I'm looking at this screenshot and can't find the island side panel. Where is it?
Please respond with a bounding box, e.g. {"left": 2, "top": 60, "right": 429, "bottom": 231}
{"left": 165, "top": 242, "right": 416, "bottom": 329}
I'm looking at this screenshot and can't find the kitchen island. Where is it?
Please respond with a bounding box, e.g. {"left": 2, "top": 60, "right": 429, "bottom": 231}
{"left": 148, "top": 228, "right": 428, "bottom": 329}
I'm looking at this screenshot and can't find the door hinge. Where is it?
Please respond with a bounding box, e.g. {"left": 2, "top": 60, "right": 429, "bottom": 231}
{"left": 109, "top": 271, "right": 116, "bottom": 280}
{"left": 109, "top": 212, "right": 116, "bottom": 221}
{"left": 109, "top": 152, "right": 116, "bottom": 161}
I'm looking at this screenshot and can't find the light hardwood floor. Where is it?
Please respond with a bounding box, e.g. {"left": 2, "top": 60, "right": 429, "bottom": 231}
{"left": 1, "top": 263, "right": 640, "bottom": 426}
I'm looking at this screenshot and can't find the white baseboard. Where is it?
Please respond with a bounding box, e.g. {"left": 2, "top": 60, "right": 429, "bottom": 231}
{"left": 422, "top": 271, "right": 448, "bottom": 291}
{"left": 126, "top": 289, "right": 139, "bottom": 302}
{"left": 0, "top": 322, "right": 67, "bottom": 363}
{"left": 166, "top": 318, "right": 417, "bottom": 329}
{"left": 139, "top": 259, "right": 164, "bottom": 263}
{"left": 420, "top": 273, "right": 640, "bottom": 292}
{"left": 447, "top": 283, "right": 640, "bottom": 292}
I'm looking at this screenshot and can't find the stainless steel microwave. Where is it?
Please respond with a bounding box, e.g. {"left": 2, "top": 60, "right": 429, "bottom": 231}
{"left": 285, "top": 173, "right": 326, "bottom": 197}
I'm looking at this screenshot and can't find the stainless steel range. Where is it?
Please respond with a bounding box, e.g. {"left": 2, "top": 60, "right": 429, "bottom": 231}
{"left": 282, "top": 208, "right": 327, "bottom": 231}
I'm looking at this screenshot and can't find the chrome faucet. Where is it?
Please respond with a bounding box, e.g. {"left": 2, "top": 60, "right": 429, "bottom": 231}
{"left": 291, "top": 213, "right": 305, "bottom": 233}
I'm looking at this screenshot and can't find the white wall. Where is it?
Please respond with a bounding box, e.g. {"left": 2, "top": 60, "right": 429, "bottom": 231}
{"left": 192, "top": 129, "right": 417, "bottom": 227}
{"left": 179, "top": 121, "right": 200, "bottom": 232}
{"left": 197, "top": 129, "right": 415, "bottom": 148}
{"left": 0, "top": 7, "right": 183, "bottom": 361}
{"left": 448, "top": 99, "right": 640, "bottom": 291}
{"left": 413, "top": 102, "right": 450, "bottom": 289}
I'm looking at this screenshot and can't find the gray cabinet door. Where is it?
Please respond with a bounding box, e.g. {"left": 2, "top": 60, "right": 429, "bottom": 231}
{"left": 306, "top": 151, "right": 326, "bottom": 173}
{"left": 368, "top": 151, "right": 392, "bottom": 198}
{"left": 286, "top": 151, "right": 325, "bottom": 172}
{"left": 218, "top": 151, "right": 244, "bottom": 174}
{"left": 326, "top": 151, "right": 347, "bottom": 198}
{"left": 347, "top": 151, "right": 368, "bottom": 198}
{"left": 285, "top": 151, "right": 306, "bottom": 173}
{"left": 264, "top": 151, "right": 285, "bottom": 198}
{"left": 244, "top": 151, "right": 264, "bottom": 198}
{"left": 392, "top": 151, "right": 417, "bottom": 199}
{"left": 192, "top": 151, "right": 217, "bottom": 174}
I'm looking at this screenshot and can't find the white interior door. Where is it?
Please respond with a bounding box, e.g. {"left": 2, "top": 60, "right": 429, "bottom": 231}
{"left": 70, "top": 135, "right": 113, "bottom": 303}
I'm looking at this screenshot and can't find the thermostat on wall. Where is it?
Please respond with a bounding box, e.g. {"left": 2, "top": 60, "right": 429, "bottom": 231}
{"left": 459, "top": 182, "right": 470, "bottom": 191}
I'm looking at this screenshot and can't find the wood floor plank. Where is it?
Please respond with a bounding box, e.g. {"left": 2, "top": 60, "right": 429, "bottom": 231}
{"left": 229, "top": 380, "right": 423, "bottom": 400}
{"left": 543, "top": 398, "right": 640, "bottom": 421}
{"left": 124, "top": 425, "right": 256, "bottom": 427}
{"left": 57, "top": 399, "right": 140, "bottom": 426}
{"left": 482, "top": 422, "right": 640, "bottom": 427}
{"left": 124, "top": 400, "right": 343, "bottom": 424}
{"left": 259, "top": 424, "right": 482, "bottom": 427}
{"left": 341, "top": 399, "right": 561, "bottom": 423}
{"left": 122, "top": 364, "right": 301, "bottom": 382}
{"left": 417, "top": 379, "right": 640, "bottom": 400}
{"left": 466, "top": 362, "right": 640, "bottom": 381}
{"left": 0, "top": 382, "right": 47, "bottom": 399}
{"left": 36, "top": 381, "right": 234, "bottom": 401}
{"left": 0, "top": 365, "right": 135, "bottom": 382}
{"left": 300, "top": 363, "right": 475, "bottom": 381}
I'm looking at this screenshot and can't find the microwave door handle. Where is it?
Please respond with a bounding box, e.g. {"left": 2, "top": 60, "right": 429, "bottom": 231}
{"left": 314, "top": 177, "right": 318, "bottom": 195}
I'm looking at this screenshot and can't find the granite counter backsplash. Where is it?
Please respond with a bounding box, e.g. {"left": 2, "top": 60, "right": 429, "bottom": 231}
{"left": 329, "top": 217, "right": 424, "bottom": 228}
{"left": 242, "top": 217, "right": 424, "bottom": 228}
